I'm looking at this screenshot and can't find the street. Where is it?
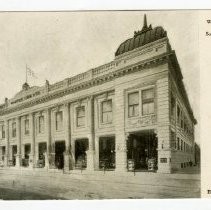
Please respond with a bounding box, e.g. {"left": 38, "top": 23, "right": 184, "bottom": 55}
{"left": 0, "top": 167, "right": 200, "bottom": 199}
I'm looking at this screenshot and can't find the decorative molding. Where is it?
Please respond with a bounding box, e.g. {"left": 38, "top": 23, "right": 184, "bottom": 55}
{"left": 0, "top": 53, "right": 171, "bottom": 116}
{"left": 127, "top": 115, "right": 157, "bottom": 128}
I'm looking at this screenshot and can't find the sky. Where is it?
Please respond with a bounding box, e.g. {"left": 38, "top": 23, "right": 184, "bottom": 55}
{"left": 0, "top": 11, "right": 200, "bottom": 143}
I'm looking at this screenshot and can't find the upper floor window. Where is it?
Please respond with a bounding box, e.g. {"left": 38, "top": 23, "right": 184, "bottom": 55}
{"left": 177, "top": 137, "right": 180, "bottom": 150}
{"left": 38, "top": 116, "right": 44, "bottom": 134}
{"left": 171, "top": 93, "right": 176, "bottom": 118}
{"left": 128, "top": 92, "right": 139, "bottom": 117}
{"left": 12, "top": 122, "right": 16, "bottom": 138}
{"left": 76, "top": 106, "right": 85, "bottom": 127}
{"left": 102, "top": 100, "right": 112, "bottom": 123}
{"left": 0, "top": 124, "right": 5, "bottom": 139}
{"left": 181, "top": 140, "right": 183, "bottom": 151}
{"left": 142, "top": 88, "right": 154, "bottom": 115}
{"left": 25, "top": 119, "right": 29, "bottom": 135}
{"left": 56, "top": 111, "right": 63, "bottom": 131}
{"left": 177, "top": 105, "right": 180, "bottom": 124}
{"left": 171, "top": 131, "right": 176, "bottom": 149}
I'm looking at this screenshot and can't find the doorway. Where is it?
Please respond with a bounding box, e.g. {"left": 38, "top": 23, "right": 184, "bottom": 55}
{"left": 99, "top": 136, "right": 115, "bottom": 170}
{"left": 127, "top": 130, "right": 158, "bottom": 171}
{"left": 75, "top": 139, "right": 88, "bottom": 169}
{"left": 23, "top": 144, "right": 31, "bottom": 167}
{"left": 38, "top": 142, "right": 47, "bottom": 168}
{"left": 55, "top": 141, "right": 65, "bottom": 169}
{"left": 12, "top": 145, "right": 17, "bottom": 166}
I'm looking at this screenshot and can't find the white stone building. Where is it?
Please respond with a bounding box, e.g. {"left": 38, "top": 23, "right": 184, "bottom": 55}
{"left": 0, "top": 16, "right": 196, "bottom": 173}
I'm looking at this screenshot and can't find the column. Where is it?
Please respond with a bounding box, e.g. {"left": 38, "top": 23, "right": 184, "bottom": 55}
{"left": 86, "top": 96, "right": 95, "bottom": 170}
{"left": 16, "top": 116, "right": 21, "bottom": 167}
{"left": 45, "top": 108, "right": 51, "bottom": 169}
{"left": 29, "top": 113, "right": 35, "bottom": 168}
{"left": 94, "top": 135, "right": 99, "bottom": 170}
{"left": 156, "top": 77, "right": 172, "bottom": 173}
{"left": 63, "top": 103, "right": 71, "bottom": 171}
{"left": 114, "top": 88, "right": 127, "bottom": 172}
{"left": 5, "top": 119, "right": 9, "bottom": 167}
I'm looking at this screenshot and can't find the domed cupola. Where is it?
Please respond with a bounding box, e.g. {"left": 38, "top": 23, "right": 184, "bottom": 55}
{"left": 115, "top": 14, "right": 167, "bottom": 57}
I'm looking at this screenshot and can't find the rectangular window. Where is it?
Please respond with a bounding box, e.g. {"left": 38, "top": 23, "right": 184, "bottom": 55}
{"left": 142, "top": 88, "right": 154, "bottom": 115}
{"left": 160, "top": 158, "right": 167, "bottom": 163}
{"left": 181, "top": 140, "right": 183, "bottom": 151}
{"left": 56, "top": 111, "right": 63, "bottom": 130}
{"left": 0, "top": 125, "right": 5, "bottom": 139}
{"left": 12, "top": 122, "right": 16, "bottom": 138}
{"left": 76, "top": 106, "right": 85, "bottom": 127}
{"left": 177, "top": 105, "right": 180, "bottom": 124}
{"left": 177, "top": 137, "right": 180, "bottom": 150}
{"left": 102, "top": 100, "right": 112, "bottom": 123}
{"left": 171, "top": 93, "right": 176, "bottom": 118}
{"left": 181, "top": 112, "right": 184, "bottom": 128}
{"left": 171, "top": 131, "right": 176, "bottom": 149}
{"left": 38, "top": 116, "right": 44, "bottom": 133}
{"left": 25, "top": 119, "right": 29, "bottom": 135}
{"left": 128, "top": 92, "right": 139, "bottom": 117}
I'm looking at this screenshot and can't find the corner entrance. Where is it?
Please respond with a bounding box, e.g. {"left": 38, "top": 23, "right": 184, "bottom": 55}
{"left": 38, "top": 142, "right": 47, "bottom": 168}
{"left": 99, "top": 136, "right": 115, "bottom": 170}
{"left": 127, "top": 130, "right": 158, "bottom": 171}
{"left": 55, "top": 141, "right": 65, "bottom": 169}
{"left": 75, "top": 139, "right": 88, "bottom": 169}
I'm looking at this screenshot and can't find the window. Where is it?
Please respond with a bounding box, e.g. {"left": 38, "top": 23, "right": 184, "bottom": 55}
{"left": 177, "top": 105, "right": 180, "bottom": 124}
{"left": 25, "top": 119, "right": 29, "bottom": 135}
{"left": 56, "top": 111, "right": 63, "bottom": 130}
{"left": 12, "top": 122, "right": 16, "bottom": 138}
{"left": 177, "top": 137, "right": 180, "bottom": 150}
{"left": 0, "top": 125, "right": 5, "bottom": 139}
{"left": 76, "top": 106, "right": 85, "bottom": 127}
{"left": 171, "top": 93, "right": 176, "bottom": 118}
{"left": 38, "top": 116, "right": 44, "bottom": 133}
{"left": 181, "top": 140, "right": 183, "bottom": 151}
{"left": 160, "top": 158, "right": 167, "bottom": 163}
{"left": 102, "top": 100, "right": 112, "bottom": 123}
{"left": 171, "top": 131, "right": 176, "bottom": 149}
{"left": 181, "top": 112, "right": 184, "bottom": 129}
{"left": 128, "top": 92, "right": 139, "bottom": 117}
{"left": 142, "top": 88, "right": 154, "bottom": 115}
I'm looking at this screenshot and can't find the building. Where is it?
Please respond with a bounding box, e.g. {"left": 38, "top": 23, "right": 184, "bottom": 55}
{"left": 0, "top": 15, "right": 197, "bottom": 173}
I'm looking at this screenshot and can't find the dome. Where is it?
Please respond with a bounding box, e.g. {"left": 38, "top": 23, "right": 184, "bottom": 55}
{"left": 115, "top": 15, "right": 167, "bottom": 57}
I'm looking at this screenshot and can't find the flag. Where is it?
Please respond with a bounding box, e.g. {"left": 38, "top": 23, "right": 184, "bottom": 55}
{"left": 26, "top": 65, "right": 38, "bottom": 79}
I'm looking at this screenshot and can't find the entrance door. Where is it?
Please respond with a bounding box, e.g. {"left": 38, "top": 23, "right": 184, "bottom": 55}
{"left": 75, "top": 139, "right": 88, "bottom": 169}
{"left": 99, "top": 137, "right": 115, "bottom": 170}
{"left": 127, "top": 131, "right": 157, "bottom": 171}
{"left": 55, "top": 141, "right": 65, "bottom": 169}
{"left": 23, "top": 144, "right": 31, "bottom": 167}
{"left": 12, "top": 145, "right": 17, "bottom": 166}
{"left": 38, "top": 142, "right": 47, "bottom": 167}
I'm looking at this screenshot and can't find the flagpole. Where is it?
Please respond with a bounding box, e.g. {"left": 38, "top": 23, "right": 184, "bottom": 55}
{"left": 26, "top": 64, "right": 27, "bottom": 83}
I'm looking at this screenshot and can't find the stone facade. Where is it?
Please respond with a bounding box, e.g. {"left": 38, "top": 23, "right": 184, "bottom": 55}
{"left": 0, "top": 19, "right": 196, "bottom": 174}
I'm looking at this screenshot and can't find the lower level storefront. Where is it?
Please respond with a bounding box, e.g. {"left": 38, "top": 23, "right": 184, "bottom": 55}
{"left": 0, "top": 129, "right": 195, "bottom": 173}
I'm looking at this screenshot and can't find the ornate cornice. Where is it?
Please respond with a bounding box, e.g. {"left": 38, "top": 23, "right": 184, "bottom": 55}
{"left": 0, "top": 52, "right": 171, "bottom": 116}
